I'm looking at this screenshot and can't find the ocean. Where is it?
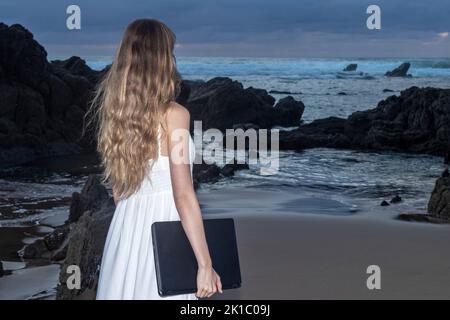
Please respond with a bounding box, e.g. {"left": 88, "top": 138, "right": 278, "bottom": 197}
{"left": 2, "top": 57, "right": 450, "bottom": 227}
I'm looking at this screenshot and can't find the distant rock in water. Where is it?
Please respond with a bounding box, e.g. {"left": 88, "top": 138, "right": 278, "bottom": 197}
{"left": 390, "top": 195, "right": 402, "bottom": 204}
{"left": 383, "top": 89, "right": 395, "bottom": 93}
{"left": 385, "top": 62, "right": 411, "bottom": 77}
{"left": 269, "top": 90, "right": 302, "bottom": 95}
{"left": 279, "top": 87, "right": 450, "bottom": 157}
{"left": 343, "top": 63, "right": 357, "bottom": 72}
{"left": 380, "top": 200, "right": 390, "bottom": 206}
{"left": 337, "top": 92, "right": 347, "bottom": 96}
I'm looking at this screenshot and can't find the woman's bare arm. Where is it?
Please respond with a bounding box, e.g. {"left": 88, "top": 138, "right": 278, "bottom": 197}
{"left": 166, "top": 102, "right": 222, "bottom": 298}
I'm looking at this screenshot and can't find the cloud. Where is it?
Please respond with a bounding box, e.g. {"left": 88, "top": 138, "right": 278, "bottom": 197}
{"left": 1, "top": 0, "right": 449, "bottom": 57}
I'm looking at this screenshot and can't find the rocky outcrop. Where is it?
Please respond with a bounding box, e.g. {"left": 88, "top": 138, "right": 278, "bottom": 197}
{"left": 193, "top": 160, "right": 249, "bottom": 188}
{"left": 0, "top": 24, "right": 306, "bottom": 167}
{"left": 427, "top": 168, "right": 450, "bottom": 220}
{"left": 385, "top": 62, "right": 411, "bottom": 77}
{"left": 56, "top": 180, "right": 114, "bottom": 300}
{"left": 0, "top": 23, "right": 103, "bottom": 167}
{"left": 272, "top": 96, "right": 305, "bottom": 127}
{"left": 343, "top": 63, "right": 357, "bottom": 72}
{"left": 280, "top": 87, "right": 450, "bottom": 157}
{"left": 184, "top": 77, "right": 305, "bottom": 131}
{"left": 397, "top": 168, "right": 450, "bottom": 223}
{"left": 67, "top": 175, "right": 110, "bottom": 223}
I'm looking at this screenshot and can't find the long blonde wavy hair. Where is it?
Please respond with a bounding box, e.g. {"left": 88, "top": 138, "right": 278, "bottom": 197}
{"left": 89, "top": 19, "right": 180, "bottom": 199}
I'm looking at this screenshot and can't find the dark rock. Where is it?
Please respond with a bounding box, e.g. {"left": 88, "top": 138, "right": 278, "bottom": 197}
{"left": 396, "top": 213, "right": 450, "bottom": 224}
{"left": 68, "top": 175, "right": 110, "bottom": 223}
{"left": 20, "top": 239, "right": 48, "bottom": 259}
{"left": 444, "top": 151, "right": 450, "bottom": 164}
{"left": 0, "top": 23, "right": 103, "bottom": 166}
{"left": 390, "top": 195, "right": 402, "bottom": 204}
{"left": 396, "top": 213, "right": 431, "bottom": 223}
{"left": 272, "top": 96, "right": 305, "bottom": 127}
{"left": 380, "top": 200, "right": 390, "bottom": 206}
{"left": 44, "top": 225, "right": 70, "bottom": 251}
{"left": 383, "top": 89, "right": 395, "bottom": 93}
{"left": 51, "top": 242, "right": 69, "bottom": 262}
{"left": 427, "top": 168, "right": 450, "bottom": 220}
{"left": 279, "top": 117, "right": 350, "bottom": 150}
{"left": 51, "top": 56, "right": 104, "bottom": 84}
{"left": 56, "top": 176, "right": 114, "bottom": 300}
{"left": 337, "top": 92, "right": 347, "bottom": 96}
{"left": 193, "top": 161, "right": 221, "bottom": 185}
{"left": 279, "top": 87, "right": 450, "bottom": 157}
{"left": 185, "top": 77, "right": 305, "bottom": 131}
{"left": 232, "top": 123, "right": 260, "bottom": 130}
{"left": 0, "top": 261, "right": 3, "bottom": 277}
{"left": 385, "top": 63, "right": 411, "bottom": 77}
{"left": 57, "top": 197, "right": 115, "bottom": 300}
{"left": 176, "top": 80, "right": 191, "bottom": 106}
{"left": 269, "top": 90, "right": 302, "bottom": 95}
{"left": 343, "top": 64, "right": 358, "bottom": 72}
{"left": 220, "top": 162, "right": 249, "bottom": 177}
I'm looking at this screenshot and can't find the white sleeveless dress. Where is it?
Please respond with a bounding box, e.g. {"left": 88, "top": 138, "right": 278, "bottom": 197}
{"left": 96, "top": 132, "right": 197, "bottom": 300}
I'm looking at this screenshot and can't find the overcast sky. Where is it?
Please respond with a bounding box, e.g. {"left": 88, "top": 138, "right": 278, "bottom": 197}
{"left": 1, "top": 0, "right": 449, "bottom": 58}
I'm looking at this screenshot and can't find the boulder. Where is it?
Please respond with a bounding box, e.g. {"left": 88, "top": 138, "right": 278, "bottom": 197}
{"left": 57, "top": 197, "right": 115, "bottom": 300}
{"left": 184, "top": 77, "right": 305, "bottom": 131}
{"left": 272, "top": 96, "right": 305, "bottom": 127}
{"left": 68, "top": 175, "right": 110, "bottom": 223}
{"left": 390, "top": 195, "right": 402, "bottom": 204}
{"left": 397, "top": 169, "right": 450, "bottom": 224}
{"left": 220, "top": 162, "right": 249, "bottom": 177}
{"left": 343, "top": 63, "right": 358, "bottom": 72}
{"left": 0, "top": 23, "right": 103, "bottom": 166}
{"left": 385, "top": 62, "right": 411, "bottom": 77}
{"left": 19, "top": 239, "right": 48, "bottom": 259}
{"left": 428, "top": 168, "right": 450, "bottom": 220}
{"left": 280, "top": 87, "right": 450, "bottom": 157}
{"left": 56, "top": 177, "right": 114, "bottom": 300}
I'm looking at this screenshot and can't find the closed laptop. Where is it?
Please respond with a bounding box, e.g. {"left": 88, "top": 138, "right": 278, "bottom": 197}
{"left": 151, "top": 218, "right": 241, "bottom": 297}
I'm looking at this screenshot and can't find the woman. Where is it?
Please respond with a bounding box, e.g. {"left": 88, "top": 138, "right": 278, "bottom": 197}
{"left": 92, "top": 19, "right": 222, "bottom": 300}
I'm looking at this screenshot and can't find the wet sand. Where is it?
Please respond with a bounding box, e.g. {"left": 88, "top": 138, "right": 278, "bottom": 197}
{"left": 197, "top": 188, "right": 450, "bottom": 300}
{"left": 1, "top": 186, "right": 450, "bottom": 300}
{"left": 209, "top": 214, "right": 450, "bottom": 299}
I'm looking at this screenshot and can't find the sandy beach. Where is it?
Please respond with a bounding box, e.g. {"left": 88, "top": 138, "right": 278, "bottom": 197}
{"left": 197, "top": 188, "right": 450, "bottom": 300}
{"left": 1, "top": 186, "right": 450, "bottom": 299}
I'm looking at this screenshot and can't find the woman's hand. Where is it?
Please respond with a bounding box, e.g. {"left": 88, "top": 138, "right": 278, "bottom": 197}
{"left": 196, "top": 265, "right": 223, "bottom": 298}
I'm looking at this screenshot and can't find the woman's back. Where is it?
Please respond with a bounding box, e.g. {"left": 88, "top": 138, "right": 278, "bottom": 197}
{"left": 97, "top": 126, "right": 197, "bottom": 300}
{"left": 95, "top": 19, "right": 221, "bottom": 300}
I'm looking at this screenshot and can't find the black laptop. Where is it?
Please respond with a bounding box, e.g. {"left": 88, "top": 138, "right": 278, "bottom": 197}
{"left": 151, "top": 218, "right": 241, "bottom": 297}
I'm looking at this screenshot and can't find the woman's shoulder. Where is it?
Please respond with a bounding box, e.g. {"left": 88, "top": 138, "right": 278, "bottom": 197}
{"left": 166, "top": 101, "right": 190, "bottom": 123}
{"left": 168, "top": 101, "right": 190, "bottom": 118}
